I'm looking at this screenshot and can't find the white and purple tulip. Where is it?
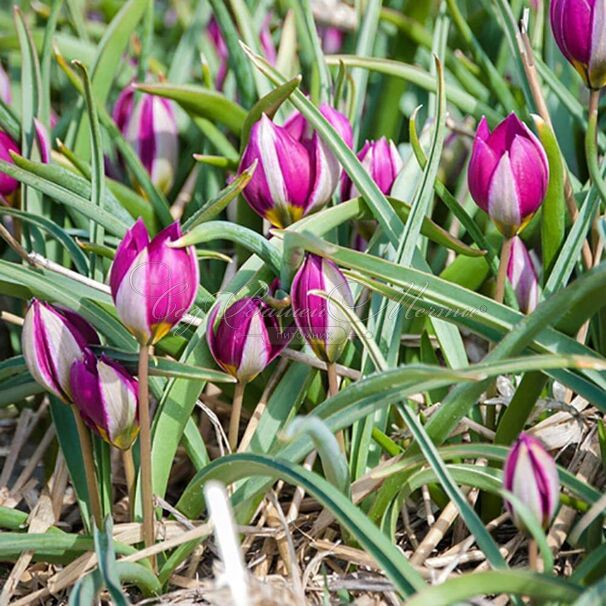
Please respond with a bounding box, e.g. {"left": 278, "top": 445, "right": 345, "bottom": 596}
{"left": 238, "top": 115, "right": 312, "bottom": 227}
{"left": 207, "top": 297, "right": 291, "bottom": 383}
{"left": 0, "top": 131, "right": 21, "bottom": 196}
{"left": 468, "top": 114, "right": 549, "bottom": 237}
{"left": 507, "top": 237, "right": 540, "bottom": 314}
{"left": 114, "top": 87, "right": 178, "bottom": 194}
{"left": 21, "top": 300, "right": 100, "bottom": 402}
{"left": 341, "top": 137, "right": 403, "bottom": 200}
{"left": 291, "top": 254, "right": 354, "bottom": 363}
{"left": 109, "top": 219, "right": 199, "bottom": 345}
{"left": 551, "top": 0, "right": 606, "bottom": 90}
{"left": 504, "top": 433, "right": 560, "bottom": 531}
{"left": 70, "top": 350, "right": 139, "bottom": 450}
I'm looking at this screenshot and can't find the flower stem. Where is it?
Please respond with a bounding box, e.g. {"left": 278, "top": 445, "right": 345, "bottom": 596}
{"left": 229, "top": 381, "right": 245, "bottom": 452}
{"left": 528, "top": 538, "right": 539, "bottom": 572}
{"left": 495, "top": 236, "right": 513, "bottom": 305}
{"left": 327, "top": 363, "right": 345, "bottom": 452}
{"left": 585, "top": 89, "right": 605, "bottom": 229}
{"left": 138, "top": 344, "right": 155, "bottom": 568}
{"left": 72, "top": 407, "right": 103, "bottom": 529}
{"left": 122, "top": 446, "right": 136, "bottom": 521}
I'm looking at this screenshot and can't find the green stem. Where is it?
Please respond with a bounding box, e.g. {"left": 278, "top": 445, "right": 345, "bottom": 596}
{"left": 138, "top": 344, "right": 155, "bottom": 570}
{"left": 229, "top": 381, "right": 245, "bottom": 452}
{"left": 72, "top": 408, "right": 103, "bottom": 530}
{"left": 586, "top": 89, "right": 606, "bottom": 205}
{"left": 495, "top": 236, "right": 513, "bottom": 306}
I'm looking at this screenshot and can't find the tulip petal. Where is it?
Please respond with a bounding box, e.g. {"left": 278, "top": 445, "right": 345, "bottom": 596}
{"left": 70, "top": 352, "right": 105, "bottom": 430}
{"left": 306, "top": 132, "right": 340, "bottom": 213}
{"left": 468, "top": 137, "right": 499, "bottom": 212}
{"left": 487, "top": 152, "right": 522, "bottom": 234}
{"left": 145, "top": 223, "right": 199, "bottom": 338}
{"left": 98, "top": 358, "right": 139, "bottom": 449}
{"left": 236, "top": 309, "right": 271, "bottom": 382}
{"left": 0, "top": 131, "right": 20, "bottom": 196}
{"left": 508, "top": 237, "right": 540, "bottom": 314}
{"left": 590, "top": 0, "right": 606, "bottom": 87}
{"left": 109, "top": 218, "right": 150, "bottom": 296}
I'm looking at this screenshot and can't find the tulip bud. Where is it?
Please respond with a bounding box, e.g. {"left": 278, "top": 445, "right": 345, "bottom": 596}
{"left": 0, "top": 64, "right": 11, "bottom": 105}
{"left": 550, "top": 0, "right": 606, "bottom": 90}
{"left": 341, "top": 137, "right": 403, "bottom": 200}
{"left": 208, "top": 17, "right": 229, "bottom": 90}
{"left": 0, "top": 131, "right": 20, "bottom": 196}
{"left": 112, "top": 84, "right": 135, "bottom": 135}
{"left": 503, "top": 433, "right": 560, "bottom": 531}
{"left": 468, "top": 114, "right": 549, "bottom": 238}
{"left": 124, "top": 93, "right": 179, "bottom": 194}
{"left": 109, "top": 219, "right": 199, "bottom": 345}
{"left": 207, "top": 297, "right": 291, "bottom": 383}
{"left": 70, "top": 350, "right": 139, "bottom": 450}
{"left": 239, "top": 115, "right": 312, "bottom": 227}
{"left": 319, "top": 26, "right": 345, "bottom": 54}
{"left": 21, "top": 300, "right": 100, "bottom": 402}
{"left": 284, "top": 103, "right": 353, "bottom": 149}
{"left": 507, "top": 237, "right": 540, "bottom": 314}
{"left": 291, "top": 255, "right": 353, "bottom": 363}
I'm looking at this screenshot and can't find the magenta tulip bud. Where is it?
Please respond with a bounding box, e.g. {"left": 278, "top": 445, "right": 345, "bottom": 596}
{"left": 238, "top": 115, "right": 312, "bottom": 227}
{"left": 550, "top": 0, "right": 606, "bottom": 89}
{"left": 319, "top": 26, "right": 345, "bottom": 54}
{"left": 70, "top": 350, "right": 139, "bottom": 450}
{"left": 207, "top": 297, "right": 291, "bottom": 383}
{"left": 507, "top": 237, "right": 539, "bottom": 314}
{"left": 109, "top": 219, "right": 199, "bottom": 345}
{"left": 0, "top": 131, "right": 21, "bottom": 196}
{"left": 284, "top": 103, "right": 354, "bottom": 149}
{"left": 112, "top": 84, "right": 135, "bottom": 134}
{"left": 504, "top": 433, "right": 560, "bottom": 531}
{"left": 208, "top": 18, "right": 229, "bottom": 90}
{"left": 21, "top": 300, "right": 100, "bottom": 402}
{"left": 124, "top": 93, "right": 179, "bottom": 194}
{"left": 0, "top": 64, "right": 11, "bottom": 105}
{"left": 341, "top": 137, "right": 403, "bottom": 200}
{"left": 291, "top": 255, "right": 354, "bottom": 363}
{"left": 468, "top": 114, "right": 549, "bottom": 237}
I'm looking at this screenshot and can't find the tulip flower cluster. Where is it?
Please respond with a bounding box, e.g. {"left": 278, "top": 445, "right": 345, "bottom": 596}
{"left": 550, "top": 0, "right": 606, "bottom": 90}
{"left": 238, "top": 107, "right": 353, "bottom": 228}
{"left": 113, "top": 86, "right": 179, "bottom": 194}
{"left": 468, "top": 114, "right": 549, "bottom": 238}
{"left": 504, "top": 433, "right": 560, "bottom": 532}
{"left": 21, "top": 300, "right": 139, "bottom": 450}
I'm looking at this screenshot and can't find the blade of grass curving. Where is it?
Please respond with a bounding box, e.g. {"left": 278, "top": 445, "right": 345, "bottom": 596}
{"left": 135, "top": 83, "right": 247, "bottom": 135}
{"left": 183, "top": 162, "right": 257, "bottom": 231}
{"left": 240, "top": 76, "right": 302, "bottom": 149}
{"left": 171, "top": 221, "right": 281, "bottom": 274}
{"left": 0, "top": 97, "right": 20, "bottom": 141}
{"left": 40, "top": 0, "right": 63, "bottom": 125}
{"left": 316, "top": 290, "right": 507, "bottom": 569}
{"left": 72, "top": 0, "right": 148, "bottom": 157}
{"left": 183, "top": 453, "right": 426, "bottom": 596}
{"left": 0, "top": 207, "right": 89, "bottom": 274}
{"left": 404, "top": 570, "right": 581, "bottom": 606}
{"left": 325, "top": 55, "right": 502, "bottom": 123}
{"left": 349, "top": 0, "right": 382, "bottom": 142}
{"left": 73, "top": 61, "right": 105, "bottom": 281}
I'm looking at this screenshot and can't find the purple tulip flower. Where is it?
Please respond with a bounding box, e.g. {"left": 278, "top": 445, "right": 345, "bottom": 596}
{"left": 70, "top": 350, "right": 139, "bottom": 450}
{"left": 551, "top": 0, "right": 606, "bottom": 89}
{"left": 504, "top": 433, "right": 560, "bottom": 531}
{"left": 341, "top": 137, "right": 403, "bottom": 200}
{"left": 0, "top": 131, "right": 21, "bottom": 196}
{"left": 508, "top": 237, "right": 540, "bottom": 314}
{"left": 21, "top": 300, "right": 100, "bottom": 402}
{"left": 291, "top": 255, "right": 354, "bottom": 363}
{"left": 207, "top": 297, "right": 291, "bottom": 383}
{"left": 109, "top": 219, "right": 199, "bottom": 345}
{"left": 113, "top": 86, "right": 178, "bottom": 194}
{"left": 468, "top": 114, "right": 549, "bottom": 237}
